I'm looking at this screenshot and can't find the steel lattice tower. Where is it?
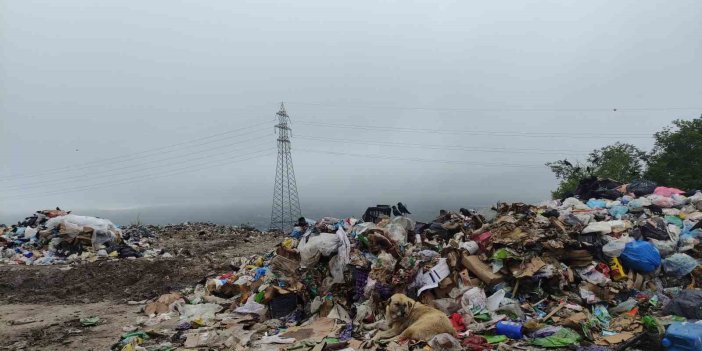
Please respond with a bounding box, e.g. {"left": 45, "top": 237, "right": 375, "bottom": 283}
{"left": 269, "top": 102, "right": 302, "bottom": 232}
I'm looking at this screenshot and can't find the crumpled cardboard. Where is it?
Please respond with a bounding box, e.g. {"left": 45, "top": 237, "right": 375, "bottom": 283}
{"left": 461, "top": 254, "right": 504, "bottom": 285}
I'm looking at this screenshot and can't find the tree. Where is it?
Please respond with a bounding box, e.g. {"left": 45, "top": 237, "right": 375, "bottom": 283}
{"left": 545, "top": 159, "right": 590, "bottom": 199}
{"left": 546, "top": 142, "right": 646, "bottom": 199}
{"left": 588, "top": 142, "right": 646, "bottom": 182}
{"left": 646, "top": 116, "right": 702, "bottom": 190}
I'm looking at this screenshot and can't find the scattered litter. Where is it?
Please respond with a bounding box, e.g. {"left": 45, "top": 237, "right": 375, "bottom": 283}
{"left": 0, "top": 209, "right": 169, "bottom": 265}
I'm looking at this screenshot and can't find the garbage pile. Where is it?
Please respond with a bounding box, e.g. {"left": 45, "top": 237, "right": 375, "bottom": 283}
{"left": 0, "top": 209, "right": 166, "bottom": 265}
{"left": 132, "top": 222, "right": 263, "bottom": 240}
{"left": 114, "top": 181, "right": 702, "bottom": 351}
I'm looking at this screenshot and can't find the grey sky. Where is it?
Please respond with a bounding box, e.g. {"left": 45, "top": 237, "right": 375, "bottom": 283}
{"left": 1, "top": 0, "right": 701, "bottom": 225}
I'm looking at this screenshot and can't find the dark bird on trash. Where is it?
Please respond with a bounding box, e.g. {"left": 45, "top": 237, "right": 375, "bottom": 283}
{"left": 391, "top": 206, "right": 402, "bottom": 217}
{"left": 397, "top": 202, "right": 411, "bottom": 214}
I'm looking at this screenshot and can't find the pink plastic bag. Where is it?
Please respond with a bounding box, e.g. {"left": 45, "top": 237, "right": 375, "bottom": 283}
{"left": 654, "top": 186, "right": 685, "bottom": 197}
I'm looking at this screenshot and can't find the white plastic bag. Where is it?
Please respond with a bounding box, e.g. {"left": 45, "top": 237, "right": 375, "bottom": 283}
{"left": 336, "top": 227, "right": 351, "bottom": 266}
{"left": 602, "top": 239, "right": 628, "bottom": 257}
{"left": 329, "top": 255, "right": 345, "bottom": 284}
{"left": 628, "top": 198, "right": 652, "bottom": 209}
{"left": 649, "top": 195, "right": 674, "bottom": 208}
{"left": 459, "top": 241, "right": 479, "bottom": 254}
{"left": 23, "top": 227, "right": 38, "bottom": 239}
{"left": 428, "top": 333, "right": 462, "bottom": 351}
{"left": 649, "top": 239, "right": 677, "bottom": 258}
{"left": 573, "top": 213, "right": 593, "bottom": 225}
{"left": 178, "top": 303, "right": 222, "bottom": 322}
{"left": 486, "top": 289, "right": 505, "bottom": 311}
{"left": 92, "top": 230, "right": 117, "bottom": 249}
{"left": 46, "top": 214, "right": 120, "bottom": 234}
{"left": 432, "top": 298, "right": 461, "bottom": 315}
{"left": 461, "top": 287, "right": 487, "bottom": 310}
{"left": 386, "top": 223, "right": 407, "bottom": 245}
{"left": 234, "top": 296, "right": 267, "bottom": 318}
{"left": 562, "top": 197, "right": 588, "bottom": 210}
{"left": 352, "top": 222, "right": 376, "bottom": 236}
{"left": 577, "top": 264, "right": 611, "bottom": 285}
{"left": 583, "top": 222, "right": 612, "bottom": 234}
{"left": 46, "top": 214, "right": 121, "bottom": 248}
{"left": 299, "top": 233, "right": 340, "bottom": 267}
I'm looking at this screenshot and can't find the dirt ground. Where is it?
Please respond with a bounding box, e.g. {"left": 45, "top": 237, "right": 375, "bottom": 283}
{"left": 0, "top": 225, "right": 283, "bottom": 350}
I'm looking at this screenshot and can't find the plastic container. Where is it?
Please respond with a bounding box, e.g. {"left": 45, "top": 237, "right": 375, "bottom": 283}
{"left": 662, "top": 322, "right": 702, "bottom": 351}
{"left": 361, "top": 205, "right": 391, "bottom": 223}
{"left": 496, "top": 321, "right": 523, "bottom": 339}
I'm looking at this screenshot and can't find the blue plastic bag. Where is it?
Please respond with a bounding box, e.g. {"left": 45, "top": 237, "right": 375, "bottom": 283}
{"left": 587, "top": 199, "right": 606, "bottom": 209}
{"left": 608, "top": 205, "right": 629, "bottom": 219}
{"left": 682, "top": 222, "right": 702, "bottom": 238}
{"left": 254, "top": 267, "right": 268, "bottom": 281}
{"left": 619, "top": 240, "right": 661, "bottom": 273}
{"left": 290, "top": 227, "right": 303, "bottom": 239}
{"left": 663, "top": 254, "right": 699, "bottom": 277}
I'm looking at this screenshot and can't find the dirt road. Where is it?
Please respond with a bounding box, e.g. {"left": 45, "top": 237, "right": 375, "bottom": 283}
{"left": 0, "top": 225, "right": 283, "bottom": 350}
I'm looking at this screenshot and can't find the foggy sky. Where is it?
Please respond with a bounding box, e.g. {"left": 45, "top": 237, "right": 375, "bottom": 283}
{"left": 1, "top": 0, "right": 701, "bottom": 225}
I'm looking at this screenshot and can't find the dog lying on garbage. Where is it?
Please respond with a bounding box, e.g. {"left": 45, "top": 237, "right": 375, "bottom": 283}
{"left": 369, "top": 293, "right": 457, "bottom": 342}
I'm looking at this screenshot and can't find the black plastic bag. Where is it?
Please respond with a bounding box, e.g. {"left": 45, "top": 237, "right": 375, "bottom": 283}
{"left": 640, "top": 218, "right": 669, "bottom": 241}
{"left": 575, "top": 177, "right": 623, "bottom": 200}
{"left": 663, "top": 290, "right": 702, "bottom": 319}
{"left": 628, "top": 180, "right": 657, "bottom": 196}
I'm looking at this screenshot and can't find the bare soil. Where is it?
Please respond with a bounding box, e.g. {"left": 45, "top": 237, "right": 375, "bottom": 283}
{"left": 0, "top": 226, "right": 283, "bottom": 350}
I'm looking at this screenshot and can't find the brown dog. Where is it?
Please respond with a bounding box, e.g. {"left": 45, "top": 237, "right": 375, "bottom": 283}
{"left": 372, "top": 293, "right": 456, "bottom": 341}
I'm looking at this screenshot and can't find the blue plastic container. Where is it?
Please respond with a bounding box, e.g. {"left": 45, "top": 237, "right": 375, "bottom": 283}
{"left": 496, "top": 321, "right": 523, "bottom": 339}
{"left": 662, "top": 322, "right": 702, "bottom": 351}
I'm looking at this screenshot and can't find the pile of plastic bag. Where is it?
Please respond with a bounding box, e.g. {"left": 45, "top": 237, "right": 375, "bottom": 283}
{"left": 0, "top": 209, "right": 165, "bottom": 265}
{"left": 113, "top": 179, "right": 702, "bottom": 350}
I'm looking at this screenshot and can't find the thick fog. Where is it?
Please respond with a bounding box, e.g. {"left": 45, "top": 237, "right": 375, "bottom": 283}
{"left": 1, "top": 0, "right": 701, "bottom": 226}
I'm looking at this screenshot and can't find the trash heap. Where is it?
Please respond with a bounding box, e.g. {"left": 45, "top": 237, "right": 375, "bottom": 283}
{"left": 114, "top": 180, "right": 702, "bottom": 351}
{"left": 0, "top": 209, "right": 166, "bottom": 265}
{"left": 134, "top": 222, "right": 264, "bottom": 240}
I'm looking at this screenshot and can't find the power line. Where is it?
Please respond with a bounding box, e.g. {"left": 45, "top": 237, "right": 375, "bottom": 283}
{"left": 287, "top": 101, "right": 702, "bottom": 113}
{"left": 2, "top": 144, "right": 272, "bottom": 194}
{"left": 294, "top": 121, "right": 653, "bottom": 139}
{"left": 2, "top": 148, "right": 275, "bottom": 200}
{"left": 0, "top": 119, "right": 275, "bottom": 181}
{"left": 295, "top": 135, "right": 590, "bottom": 156}
{"left": 1, "top": 131, "right": 272, "bottom": 187}
{"left": 1, "top": 137, "right": 273, "bottom": 191}
{"left": 296, "top": 148, "right": 544, "bottom": 168}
